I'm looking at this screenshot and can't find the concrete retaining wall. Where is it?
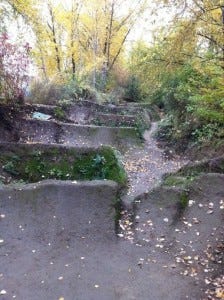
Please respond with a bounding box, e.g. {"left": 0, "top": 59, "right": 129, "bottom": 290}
{"left": 0, "top": 180, "right": 118, "bottom": 242}
{"left": 18, "top": 119, "right": 140, "bottom": 149}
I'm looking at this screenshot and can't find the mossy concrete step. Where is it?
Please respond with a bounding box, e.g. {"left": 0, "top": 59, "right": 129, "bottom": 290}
{"left": 0, "top": 143, "right": 127, "bottom": 186}
{"left": 68, "top": 111, "right": 139, "bottom": 127}
{"left": 65, "top": 104, "right": 150, "bottom": 127}
{"left": 25, "top": 102, "right": 150, "bottom": 128}
{"left": 0, "top": 103, "right": 151, "bottom": 146}
{"left": 17, "top": 119, "right": 141, "bottom": 150}
{"left": 64, "top": 100, "right": 143, "bottom": 115}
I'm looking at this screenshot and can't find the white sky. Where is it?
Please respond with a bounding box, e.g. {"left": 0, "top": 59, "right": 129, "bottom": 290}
{"left": 3, "top": 0, "right": 173, "bottom": 49}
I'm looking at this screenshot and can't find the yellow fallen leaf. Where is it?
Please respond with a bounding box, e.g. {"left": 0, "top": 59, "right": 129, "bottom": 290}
{"left": 216, "top": 288, "right": 224, "bottom": 299}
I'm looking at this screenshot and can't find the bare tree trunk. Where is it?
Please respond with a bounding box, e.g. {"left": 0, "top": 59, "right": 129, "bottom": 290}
{"left": 70, "top": 0, "right": 79, "bottom": 80}
{"left": 221, "top": 5, "right": 224, "bottom": 69}
{"left": 71, "top": 50, "right": 76, "bottom": 79}
{"left": 48, "top": 3, "right": 61, "bottom": 73}
{"left": 104, "top": 0, "right": 114, "bottom": 67}
{"left": 38, "top": 42, "right": 48, "bottom": 81}
{"left": 92, "top": 38, "right": 97, "bottom": 88}
{"left": 101, "top": 0, "right": 115, "bottom": 88}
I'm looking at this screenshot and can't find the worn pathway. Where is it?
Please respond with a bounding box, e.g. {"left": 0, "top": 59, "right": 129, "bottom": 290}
{"left": 123, "top": 122, "right": 187, "bottom": 198}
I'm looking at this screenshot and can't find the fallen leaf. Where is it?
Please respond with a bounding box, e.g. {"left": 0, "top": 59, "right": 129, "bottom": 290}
{"left": 0, "top": 290, "right": 7, "bottom": 295}
{"left": 215, "top": 288, "right": 224, "bottom": 299}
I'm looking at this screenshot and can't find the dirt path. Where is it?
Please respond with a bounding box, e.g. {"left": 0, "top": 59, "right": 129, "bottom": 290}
{"left": 123, "top": 122, "right": 187, "bottom": 198}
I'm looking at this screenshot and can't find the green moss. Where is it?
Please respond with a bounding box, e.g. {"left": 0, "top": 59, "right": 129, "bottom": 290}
{"left": 117, "top": 128, "right": 139, "bottom": 140}
{"left": 92, "top": 118, "right": 103, "bottom": 126}
{"left": 72, "top": 147, "right": 127, "bottom": 185}
{"left": 111, "top": 197, "right": 123, "bottom": 233}
{"left": 53, "top": 107, "right": 66, "bottom": 120}
{"left": 0, "top": 145, "right": 127, "bottom": 186}
{"left": 179, "top": 191, "right": 189, "bottom": 210}
{"left": 163, "top": 175, "right": 195, "bottom": 187}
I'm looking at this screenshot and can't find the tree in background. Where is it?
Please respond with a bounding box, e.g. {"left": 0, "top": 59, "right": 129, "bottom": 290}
{"left": 3, "top": 0, "right": 147, "bottom": 90}
{"left": 0, "top": 32, "right": 30, "bottom": 103}
{"left": 128, "top": 0, "right": 224, "bottom": 146}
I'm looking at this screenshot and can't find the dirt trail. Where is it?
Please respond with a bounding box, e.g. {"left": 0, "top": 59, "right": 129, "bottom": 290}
{"left": 123, "top": 122, "right": 187, "bottom": 198}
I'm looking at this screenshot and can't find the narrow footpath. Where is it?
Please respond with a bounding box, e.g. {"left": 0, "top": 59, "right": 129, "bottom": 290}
{"left": 123, "top": 122, "right": 187, "bottom": 198}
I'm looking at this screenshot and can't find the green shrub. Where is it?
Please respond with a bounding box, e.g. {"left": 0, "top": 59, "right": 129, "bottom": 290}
{"left": 124, "top": 75, "right": 142, "bottom": 102}
{"left": 152, "top": 63, "right": 224, "bottom": 150}
{"left": 26, "top": 77, "right": 106, "bottom": 105}
{"left": 191, "top": 123, "right": 221, "bottom": 144}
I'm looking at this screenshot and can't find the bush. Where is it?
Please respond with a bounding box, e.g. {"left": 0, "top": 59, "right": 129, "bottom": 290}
{"left": 27, "top": 77, "right": 106, "bottom": 105}
{"left": 152, "top": 63, "right": 224, "bottom": 150}
{"left": 124, "top": 75, "right": 142, "bottom": 102}
{"left": 191, "top": 123, "right": 224, "bottom": 144}
{"left": 26, "top": 80, "right": 65, "bottom": 104}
